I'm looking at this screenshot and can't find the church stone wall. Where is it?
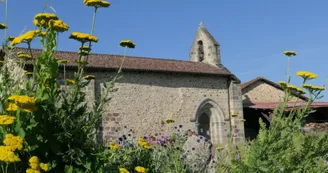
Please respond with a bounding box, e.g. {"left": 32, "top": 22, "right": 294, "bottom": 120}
{"left": 86, "top": 70, "right": 235, "bottom": 143}
{"left": 242, "top": 81, "right": 300, "bottom": 104}
{"left": 59, "top": 70, "right": 244, "bottom": 146}
{"left": 96, "top": 71, "right": 232, "bottom": 143}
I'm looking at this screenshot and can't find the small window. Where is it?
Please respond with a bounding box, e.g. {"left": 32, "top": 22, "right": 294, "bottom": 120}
{"left": 197, "top": 40, "right": 204, "bottom": 62}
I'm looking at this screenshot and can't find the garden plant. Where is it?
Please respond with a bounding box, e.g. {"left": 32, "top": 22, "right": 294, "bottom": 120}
{"left": 0, "top": 0, "right": 328, "bottom": 173}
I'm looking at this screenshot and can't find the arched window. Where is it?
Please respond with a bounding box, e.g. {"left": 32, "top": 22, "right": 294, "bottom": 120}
{"left": 197, "top": 40, "right": 204, "bottom": 62}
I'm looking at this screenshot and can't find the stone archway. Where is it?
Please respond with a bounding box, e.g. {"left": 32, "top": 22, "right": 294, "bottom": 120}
{"left": 194, "top": 99, "right": 227, "bottom": 146}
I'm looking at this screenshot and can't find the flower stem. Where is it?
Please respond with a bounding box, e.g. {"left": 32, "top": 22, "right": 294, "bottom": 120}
{"left": 85, "top": 7, "right": 98, "bottom": 63}
{"left": 91, "top": 7, "right": 98, "bottom": 35}
{"left": 4, "top": 0, "right": 8, "bottom": 39}
{"left": 287, "top": 56, "right": 290, "bottom": 83}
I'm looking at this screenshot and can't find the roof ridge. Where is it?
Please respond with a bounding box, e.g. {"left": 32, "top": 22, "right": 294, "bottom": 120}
{"left": 15, "top": 47, "right": 205, "bottom": 64}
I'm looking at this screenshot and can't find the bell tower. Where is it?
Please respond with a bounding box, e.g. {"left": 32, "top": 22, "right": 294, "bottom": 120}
{"left": 189, "top": 22, "right": 221, "bottom": 67}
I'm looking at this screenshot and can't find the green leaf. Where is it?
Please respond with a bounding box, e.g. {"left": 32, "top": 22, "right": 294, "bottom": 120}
{"left": 83, "top": 161, "right": 92, "bottom": 170}
{"left": 14, "top": 110, "right": 25, "bottom": 138}
{"left": 65, "top": 165, "right": 73, "bottom": 173}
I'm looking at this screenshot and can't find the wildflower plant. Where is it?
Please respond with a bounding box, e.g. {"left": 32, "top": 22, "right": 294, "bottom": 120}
{"left": 226, "top": 51, "right": 328, "bottom": 173}
{"left": 0, "top": 0, "right": 133, "bottom": 172}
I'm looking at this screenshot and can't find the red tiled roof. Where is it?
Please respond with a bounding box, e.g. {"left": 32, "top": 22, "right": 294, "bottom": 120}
{"left": 241, "top": 76, "right": 308, "bottom": 101}
{"left": 15, "top": 47, "right": 237, "bottom": 78}
{"left": 244, "top": 101, "right": 328, "bottom": 110}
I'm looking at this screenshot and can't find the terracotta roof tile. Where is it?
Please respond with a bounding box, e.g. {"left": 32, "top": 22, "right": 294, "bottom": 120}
{"left": 15, "top": 47, "right": 236, "bottom": 77}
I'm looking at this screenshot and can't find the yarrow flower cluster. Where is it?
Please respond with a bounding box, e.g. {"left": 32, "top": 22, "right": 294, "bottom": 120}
{"left": 7, "top": 95, "right": 37, "bottom": 112}
{"left": 49, "top": 19, "right": 69, "bottom": 32}
{"left": 0, "top": 115, "right": 16, "bottom": 125}
{"left": 69, "top": 32, "right": 98, "bottom": 43}
{"left": 0, "top": 146, "right": 20, "bottom": 163}
{"left": 84, "top": 0, "right": 111, "bottom": 8}
{"left": 138, "top": 138, "right": 153, "bottom": 149}
{"left": 84, "top": 75, "right": 96, "bottom": 80}
{"left": 283, "top": 50, "right": 297, "bottom": 57}
{"left": 17, "top": 52, "right": 34, "bottom": 61}
{"left": 3, "top": 134, "right": 24, "bottom": 151}
{"left": 33, "top": 13, "right": 58, "bottom": 28}
{"left": 109, "top": 142, "right": 120, "bottom": 150}
{"left": 135, "top": 166, "right": 147, "bottom": 173}
{"left": 119, "top": 168, "right": 130, "bottom": 173}
{"left": 119, "top": 40, "right": 136, "bottom": 49}
{"left": 26, "top": 156, "right": 50, "bottom": 172}
{"left": 66, "top": 79, "right": 76, "bottom": 85}
{"left": 296, "top": 71, "right": 318, "bottom": 80}
{"left": 0, "top": 23, "right": 7, "bottom": 29}
{"left": 10, "top": 30, "right": 41, "bottom": 46}
{"left": 0, "top": 134, "right": 22, "bottom": 163}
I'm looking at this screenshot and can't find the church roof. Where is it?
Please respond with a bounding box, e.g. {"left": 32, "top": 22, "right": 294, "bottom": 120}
{"left": 15, "top": 47, "right": 237, "bottom": 78}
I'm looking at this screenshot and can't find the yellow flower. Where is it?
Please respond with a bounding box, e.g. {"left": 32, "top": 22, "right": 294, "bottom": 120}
{"left": 79, "top": 46, "right": 91, "bottom": 52}
{"left": 84, "top": 0, "right": 111, "bottom": 8}
{"left": 69, "top": 32, "right": 98, "bottom": 43}
{"left": 283, "top": 50, "right": 296, "bottom": 57}
{"left": 119, "top": 168, "right": 130, "bottom": 173}
{"left": 3, "top": 134, "right": 23, "bottom": 151}
{"left": 109, "top": 142, "right": 120, "bottom": 150}
{"left": 231, "top": 114, "right": 238, "bottom": 117}
{"left": 311, "top": 85, "right": 325, "bottom": 91}
{"left": 166, "top": 118, "right": 175, "bottom": 124}
{"left": 0, "top": 115, "right": 16, "bottom": 125}
{"left": 296, "top": 88, "right": 306, "bottom": 94}
{"left": 29, "top": 156, "right": 39, "bottom": 169}
{"left": 49, "top": 20, "right": 69, "bottom": 32}
{"left": 57, "top": 59, "right": 69, "bottom": 64}
{"left": 84, "top": 75, "right": 96, "bottom": 80}
{"left": 75, "top": 60, "right": 89, "bottom": 65}
{"left": 34, "top": 13, "right": 58, "bottom": 28}
{"left": 135, "top": 166, "right": 147, "bottom": 173}
{"left": 11, "top": 30, "right": 41, "bottom": 46}
{"left": 278, "top": 81, "right": 287, "bottom": 87}
{"left": 18, "top": 52, "right": 34, "bottom": 60}
{"left": 296, "top": 71, "right": 318, "bottom": 80}
{"left": 0, "top": 146, "right": 21, "bottom": 163}
{"left": 79, "top": 50, "right": 90, "bottom": 56}
{"left": 8, "top": 95, "right": 37, "bottom": 112}
{"left": 137, "top": 138, "right": 153, "bottom": 150}
{"left": 0, "top": 24, "right": 7, "bottom": 29}
{"left": 119, "top": 40, "right": 136, "bottom": 49}
{"left": 38, "top": 32, "right": 47, "bottom": 37}
{"left": 26, "top": 168, "right": 41, "bottom": 173}
{"left": 287, "top": 85, "right": 297, "bottom": 90}
{"left": 39, "top": 163, "right": 49, "bottom": 171}
{"left": 66, "top": 79, "right": 76, "bottom": 84}
{"left": 6, "top": 103, "right": 18, "bottom": 112}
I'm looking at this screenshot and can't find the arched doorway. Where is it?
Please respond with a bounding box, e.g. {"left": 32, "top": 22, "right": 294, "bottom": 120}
{"left": 194, "top": 99, "right": 227, "bottom": 146}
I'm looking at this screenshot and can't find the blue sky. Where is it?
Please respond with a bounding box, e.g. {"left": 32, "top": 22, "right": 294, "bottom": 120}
{"left": 2, "top": 0, "right": 328, "bottom": 100}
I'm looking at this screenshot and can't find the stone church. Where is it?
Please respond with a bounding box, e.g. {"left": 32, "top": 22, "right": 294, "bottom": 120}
{"left": 17, "top": 23, "right": 245, "bottom": 147}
